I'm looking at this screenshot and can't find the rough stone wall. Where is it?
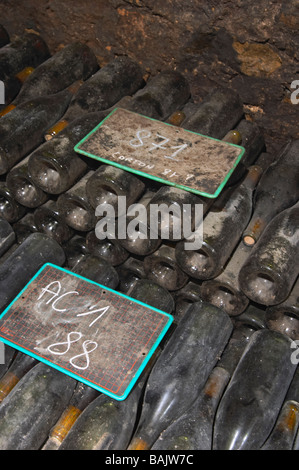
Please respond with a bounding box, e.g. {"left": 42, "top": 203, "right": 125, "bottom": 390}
{"left": 0, "top": 0, "right": 298, "bottom": 154}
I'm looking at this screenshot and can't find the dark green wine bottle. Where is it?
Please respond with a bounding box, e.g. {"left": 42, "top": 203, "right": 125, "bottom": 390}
{"left": 181, "top": 87, "right": 243, "bottom": 139}
{"left": 213, "top": 329, "right": 297, "bottom": 450}
{"left": 72, "top": 254, "right": 119, "bottom": 290}
{"left": 261, "top": 400, "right": 299, "bottom": 450}
{"left": 45, "top": 56, "right": 144, "bottom": 139}
{"left": 172, "top": 281, "right": 202, "bottom": 321}
{"left": 265, "top": 277, "right": 299, "bottom": 340}
{"left": 0, "top": 182, "right": 26, "bottom": 223}
{"left": 27, "top": 111, "right": 108, "bottom": 195}
{"left": 116, "top": 256, "right": 146, "bottom": 294}
{"left": 42, "top": 381, "right": 100, "bottom": 450}
{"left": 0, "top": 352, "right": 38, "bottom": 404}
{"left": 0, "top": 84, "right": 79, "bottom": 174}
{"left": 0, "top": 32, "right": 50, "bottom": 82}
{"left": 128, "top": 302, "right": 232, "bottom": 450}
{"left": 239, "top": 201, "right": 299, "bottom": 306}
{"left": 0, "top": 232, "right": 65, "bottom": 311}
{"left": 12, "top": 213, "right": 38, "bottom": 244}
{"left": 243, "top": 140, "right": 299, "bottom": 246}
{"left": 33, "top": 200, "right": 74, "bottom": 245}
{"left": 0, "top": 216, "right": 15, "bottom": 257}
{"left": 11, "top": 42, "right": 98, "bottom": 107}
{"left": 125, "top": 70, "right": 190, "bottom": 120}
{"left": 128, "top": 279, "right": 175, "bottom": 315}
{"left": 0, "top": 362, "right": 76, "bottom": 450}
{"left": 86, "top": 230, "right": 129, "bottom": 267}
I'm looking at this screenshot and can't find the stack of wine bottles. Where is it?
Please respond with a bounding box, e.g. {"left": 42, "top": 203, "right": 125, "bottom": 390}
{"left": 0, "top": 24, "right": 298, "bottom": 451}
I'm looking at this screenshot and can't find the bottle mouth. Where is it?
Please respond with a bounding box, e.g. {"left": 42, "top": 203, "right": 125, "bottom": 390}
{"left": 145, "top": 258, "right": 187, "bottom": 291}
{"left": 61, "top": 198, "right": 95, "bottom": 232}
{"left": 265, "top": 308, "right": 299, "bottom": 340}
{"left": 244, "top": 271, "right": 280, "bottom": 305}
{"left": 29, "top": 156, "right": 66, "bottom": 194}
{"left": 175, "top": 243, "right": 216, "bottom": 280}
{"left": 8, "top": 176, "right": 47, "bottom": 208}
{"left": 201, "top": 281, "right": 249, "bottom": 317}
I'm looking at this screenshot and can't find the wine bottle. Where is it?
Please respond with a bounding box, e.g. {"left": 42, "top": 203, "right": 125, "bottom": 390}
{"left": 72, "top": 254, "right": 119, "bottom": 290}
{"left": 0, "top": 66, "right": 35, "bottom": 113}
{"left": 0, "top": 217, "right": 15, "bottom": 257}
{"left": 116, "top": 257, "right": 146, "bottom": 293}
{"left": 144, "top": 244, "right": 189, "bottom": 291}
{"left": 10, "top": 42, "right": 98, "bottom": 108}
{"left": 0, "top": 362, "right": 76, "bottom": 450}
{"left": 0, "top": 345, "right": 16, "bottom": 382}
{"left": 0, "top": 84, "right": 79, "bottom": 175}
{"left": 200, "top": 241, "right": 252, "bottom": 316}
{"left": 129, "top": 279, "right": 175, "bottom": 315}
{"left": 59, "top": 355, "right": 157, "bottom": 450}
{"left": 146, "top": 186, "right": 209, "bottom": 242}
{"left": 0, "top": 32, "right": 50, "bottom": 82}
{"left": 181, "top": 87, "right": 243, "bottom": 139}
{"left": 42, "top": 381, "right": 100, "bottom": 450}
{"left": 6, "top": 155, "right": 49, "bottom": 208}
{"left": 33, "top": 200, "right": 74, "bottom": 245}
{"left": 128, "top": 301, "right": 232, "bottom": 450}
{"left": 172, "top": 281, "right": 202, "bottom": 321}
{"left": 118, "top": 190, "right": 162, "bottom": 257}
{"left": 243, "top": 140, "right": 299, "bottom": 246}
{"left": 0, "top": 25, "right": 9, "bottom": 48}
{"left": 0, "top": 352, "right": 38, "bottom": 403}
{"left": 125, "top": 70, "right": 190, "bottom": 120}
{"left": 12, "top": 213, "right": 38, "bottom": 244}
{"left": 45, "top": 56, "right": 144, "bottom": 139}
{"left": 86, "top": 164, "right": 145, "bottom": 214}
{"left": 239, "top": 201, "right": 299, "bottom": 306}
{"left": 27, "top": 111, "right": 107, "bottom": 195}
{"left": 265, "top": 277, "right": 299, "bottom": 340}
{"left": 213, "top": 329, "right": 297, "bottom": 450}
{"left": 0, "top": 232, "right": 65, "bottom": 311}
{"left": 175, "top": 165, "right": 263, "bottom": 280}
{"left": 152, "top": 366, "right": 230, "bottom": 450}
{"left": 261, "top": 400, "right": 299, "bottom": 450}
{"left": 63, "top": 234, "right": 90, "bottom": 270}
{"left": 86, "top": 230, "right": 129, "bottom": 267}
{"left": 56, "top": 171, "right": 96, "bottom": 232}
{"left": 0, "top": 182, "right": 27, "bottom": 223}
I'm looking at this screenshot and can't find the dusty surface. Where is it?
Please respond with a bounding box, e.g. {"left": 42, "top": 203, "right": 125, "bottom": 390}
{"left": 0, "top": 0, "right": 298, "bottom": 154}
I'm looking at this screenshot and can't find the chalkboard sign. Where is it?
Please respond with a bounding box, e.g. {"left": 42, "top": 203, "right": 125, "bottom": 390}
{"left": 0, "top": 264, "right": 173, "bottom": 400}
{"left": 74, "top": 108, "right": 245, "bottom": 198}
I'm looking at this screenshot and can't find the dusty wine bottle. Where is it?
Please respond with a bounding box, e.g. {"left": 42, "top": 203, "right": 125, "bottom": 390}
{"left": 125, "top": 70, "right": 190, "bottom": 120}
{"left": 152, "top": 366, "right": 230, "bottom": 450}
{"left": 45, "top": 56, "right": 144, "bottom": 139}
{"left": 144, "top": 244, "right": 189, "bottom": 291}
{"left": 200, "top": 241, "right": 252, "bottom": 316}
{"left": 27, "top": 111, "right": 107, "bottom": 195}
{"left": 0, "top": 362, "right": 76, "bottom": 450}
{"left": 42, "top": 381, "right": 100, "bottom": 450}
{"left": 6, "top": 155, "right": 49, "bottom": 208}
{"left": 59, "top": 355, "right": 157, "bottom": 451}
{"left": 261, "top": 400, "right": 299, "bottom": 450}
{"left": 146, "top": 186, "right": 209, "bottom": 241}
{"left": 128, "top": 279, "right": 175, "bottom": 315}
{"left": 175, "top": 165, "right": 263, "bottom": 280}
{"left": 33, "top": 200, "right": 74, "bottom": 245}
{"left": 265, "top": 277, "right": 299, "bottom": 340}
{"left": 63, "top": 234, "right": 90, "bottom": 270}
{"left": 72, "top": 254, "right": 119, "bottom": 290}
{"left": 181, "top": 87, "right": 243, "bottom": 139}
{"left": 117, "top": 190, "right": 162, "bottom": 257}
{"left": 10, "top": 42, "right": 99, "bottom": 108}
{"left": 0, "top": 232, "right": 65, "bottom": 311}
{"left": 172, "top": 281, "right": 202, "bottom": 321}
{"left": 0, "top": 182, "right": 27, "bottom": 223}
{"left": 86, "top": 230, "right": 129, "bottom": 267}
{"left": 0, "top": 83, "right": 80, "bottom": 175}
{"left": 0, "top": 66, "right": 35, "bottom": 113}
{"left": 0, "top": 32, "right": 50, "bottom": 82}
{"left": 239, "top": 201, "right": 299, "bottom": 306}
{"left": 0, "top": 25, "right": 9, "bottom": 48}
{"left": 213, "top": 329, "right": 297, "bottom": 450}
{"left": 86, "top": 164, "right": 145, "bottom": 215}
{"left": 0, "top": 352, "right": 38, "bottom": 404}
{"left": 116, "top": 257, "right": 146, "bottom": 293}
{"left": 12, "top": 212, "right": 38, "bottom": 244}
{"left": 56, "top": 171, "right": 96, "bottom": 232}
{"left": 128, "top": 301, "right": 232, "bottom": 450}
{"left": 243, "top": 140, "right": 299, "bottom": 246}
{"left": 0, "top": 217, "right": 15, "bottom": 257}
